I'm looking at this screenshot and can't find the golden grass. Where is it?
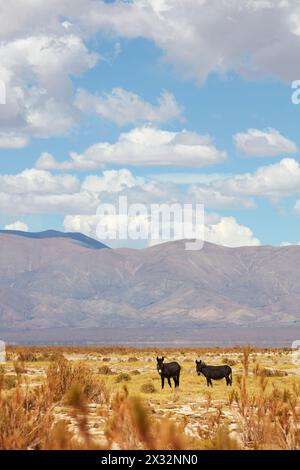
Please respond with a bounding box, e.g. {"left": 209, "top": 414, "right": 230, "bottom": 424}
{"left": 0, "top": 345, "right": 299, "bottom": 450}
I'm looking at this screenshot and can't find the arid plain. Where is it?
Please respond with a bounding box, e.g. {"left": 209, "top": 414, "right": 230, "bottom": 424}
{"left": 1, "top": 346, "right": 300, "bottom": 450}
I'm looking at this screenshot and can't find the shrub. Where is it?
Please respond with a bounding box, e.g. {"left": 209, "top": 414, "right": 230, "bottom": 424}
{"left": 128, "top": 357, "right": 138, "bottom": 363}
{"left": 140, "top": 383, "right": 156, "bottom": 394}
{"left": 5, "top": 375, "right": 17, "bottom": 390}
{"left": 13, "top": 361, "right": 26, "bottom": 375}
{"left": 17, "top": 351, "right": 37, "bottom": 362}
{"left": 258, "top": 368, "right": 288, "bottom": 377}
{"left": 115, "top": 373, "right": 131, "bottom": 383}
{"left": 98, "top": 365, "right": 113, "bottom": 375}
{"left": 46, "top": 358, "right": 104, "bottom": 403}
{"left": 0, "top": 386, "right": 53, "bottom": 449}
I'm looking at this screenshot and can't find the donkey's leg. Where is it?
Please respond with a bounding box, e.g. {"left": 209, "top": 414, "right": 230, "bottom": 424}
{"left": 161, "top": 376, "right": 165, "bottom": 389}
{"left": 167, "top": 377, "right": 172, "bottom": 388}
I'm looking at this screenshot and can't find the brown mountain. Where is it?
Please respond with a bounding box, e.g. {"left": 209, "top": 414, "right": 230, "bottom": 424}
{"left": 0, "top": 231, "right": 300, "bottom": 344}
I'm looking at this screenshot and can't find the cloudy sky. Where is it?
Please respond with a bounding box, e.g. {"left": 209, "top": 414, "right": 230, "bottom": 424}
{"left": 1, "top": 0, "right": 300, "bottom": 247}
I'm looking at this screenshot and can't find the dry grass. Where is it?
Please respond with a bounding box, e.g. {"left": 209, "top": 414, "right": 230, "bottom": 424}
{"left": 0, "top": 345, "right": 299, "bottom": 450}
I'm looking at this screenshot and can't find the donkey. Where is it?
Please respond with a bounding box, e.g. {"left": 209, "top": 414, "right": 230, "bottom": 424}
{"left": 156, "top": 356, "right": 181, "bottom": 389}
{"left": 195, "top": 360, "right": 232, "bottom": 387}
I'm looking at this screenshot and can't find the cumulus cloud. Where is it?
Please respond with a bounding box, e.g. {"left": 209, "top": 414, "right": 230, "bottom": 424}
{"left": 0, "top": 31, "right": 98, "bottom": 147}
{"left": 64, "top": 213, "right": 260, "bottom": 248}
{"left": 0, "top": 191, "right": 98, "bottom": 216}
{"left": 74, "top": 88, "right": 183, "bottom": 125}
{"left": 36, "top": 127, "right": 227, "bottom": 169}
{"left": 4, "top": 221, "right": 29, "bottom": 231}
{"left": 219, "top": 158, "right": 300, "bottom": 199}
{"left": 81, "top": 0, "right": 300, "bottom": 83}
{"left": 0, "top": 169, "right": 80, "bottom": 194}
{"left": 82, "top": 169, "right": 145, "bottom": 193}
{"left": 233, "top": 128, "right": 298, "bottom": 157}
{"left": 1, "top": 0, "right": 299, "bottom": 155}
{"left": 0, "top": 133, "right": 29, "bottom": 149}
{"left": 189, "top": 186, "right": 255, "bottom": 210}
{"left": 205, "top": 216, "right": 260, "bottom": 248}
{"left": 1, "top": 0, "right": 299, "bottom": 149}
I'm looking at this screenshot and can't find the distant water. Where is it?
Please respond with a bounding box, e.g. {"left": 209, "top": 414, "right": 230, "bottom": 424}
{"left": 1, "top": 326, "right": 300, "bottom": 348}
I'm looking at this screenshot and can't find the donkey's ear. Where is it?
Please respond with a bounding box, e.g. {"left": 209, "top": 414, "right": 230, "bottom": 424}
{"left": 162, "top": 356, "right": 165, "bottom": 361}
{"left": 156, "top": 356, "right": 159, "bottom": 361}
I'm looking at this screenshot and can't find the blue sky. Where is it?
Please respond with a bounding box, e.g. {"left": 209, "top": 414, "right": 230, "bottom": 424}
{"left": 1, "top": 0, "right": 300, "bottom": 247}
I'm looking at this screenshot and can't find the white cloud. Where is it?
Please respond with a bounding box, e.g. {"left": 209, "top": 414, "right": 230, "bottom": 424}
{"left": 64, "top": 213, "right": 260, "bottom": 249}
{"left": 280, "top": 241, "right": 300, "bottom": 246}
{"left": 155, "top": 158, "right": 300, "bottom": 204}
{"left": 2, "top": 0, "right": 298, "bottom": 150}
{"left": 189, "top": 186, "right": 255, "bottom": 210}
{"left": 0, "top": 0, "right": 299, "bottom": 155}
{"left": 4, "top": 221, "right": 29, "bottom": 231}
{"left": 234, "top": 128, "right": 297, "bottom": 157}
{"left": 0, "top": 169, "right": 80, "bottom": 194}
{"left": 36, "top": 127, "right": 227, "bottom": 169}
{"left": 0, "top": 133, "right": 29, "bottom": 149}
{"left": 219, "top": 158, "right": 300, "bottom": 199}
{"left": 294, "top": 200, "right": 300, "bottom": 215}
{"left": 0, "top": 191, "right": 98, "bottom": 216}
{"left": 83, "top": 0, "right": 300, "bottom": 83}
{"left": 0, "top": 32, "right": 98, "bottom": 147}
{"left": 74, "top": 88, "right": 183, "bottom": 125}
{"left": 205, "top": 216, "right": 261, "bottom": 247}
{"left": 150, "top": 172, "right": 229, "bottom": 185}
{"left": 82, "top": 169, "right": 145, "bottom": 193}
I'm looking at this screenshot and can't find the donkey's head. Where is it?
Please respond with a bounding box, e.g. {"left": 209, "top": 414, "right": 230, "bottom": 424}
{"left": 156, "top": 356, "right": 165, "bottom": 374}
{"left": 195, "top": 359, "right": 204, "bottom": 376}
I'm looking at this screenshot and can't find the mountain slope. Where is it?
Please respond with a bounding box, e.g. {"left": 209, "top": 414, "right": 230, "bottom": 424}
{"left": 0, "top": 230, "right": 108, "bottom": 250}
{"left": 0, "top": 233, "right": 300, "bottom": 333}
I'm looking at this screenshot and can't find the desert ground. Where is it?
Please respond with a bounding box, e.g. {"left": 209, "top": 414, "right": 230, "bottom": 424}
{"left": 1, "top": 345, "right": 300, "bottom": 450}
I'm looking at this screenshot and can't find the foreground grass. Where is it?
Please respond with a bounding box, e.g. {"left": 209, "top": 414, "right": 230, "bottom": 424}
{"left": 0, "top": 346, "right": 300, "bottom": 450}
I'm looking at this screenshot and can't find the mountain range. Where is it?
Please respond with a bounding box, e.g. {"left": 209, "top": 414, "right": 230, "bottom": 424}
{"left": 0, "top": 230, "right": 300, "bottom": 345}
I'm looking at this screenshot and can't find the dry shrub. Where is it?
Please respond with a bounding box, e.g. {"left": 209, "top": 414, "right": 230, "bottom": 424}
{"left": 203, "top": 426, "right": 240, "bottom": 450}
{"left": 0, "top": 386, "right": 53, "bottom": 450}
{"left": 128, "top": 357, "right": 139, "bottom": 363}
{"left": 0, "top": 366, "right": 4, "bottom": 390}
{"left": 131, "top": 370, "right": 141, "bottom": 375}
{"left": 105, "top": 387, "right": 189, "bottom": 450}
{"left": 115, "top": 373, "right": 131, "bottom": 383}
{"left": 13, "top": 361, "right": 26, "bottom": 375}
{"left": 17, "top": 351, "right": 37, "bottom": 362}
{"left": 98, "top": 365, "right": 113, "bottom": 375}
{"left": 140, "top": 382, "right": 156, "bottom": 394}
{"left": 4, "top": 375, "right": 18, "bottom": 390}
{"left": 258, "top": 368, "right": 288, "bottom": 378}
{"left": 241, "top": 347, "right": 252, "bottom": 377}
{"left": 235, "top": 373, "right": 300, "bottom": 449}
{"left": 46, "top": 358, "right": 105, "bottom": 403}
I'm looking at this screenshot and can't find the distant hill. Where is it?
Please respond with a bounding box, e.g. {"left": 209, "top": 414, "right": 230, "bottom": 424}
{"left": 0, "top": 229, "right": 109, "bottom": 250}
{"left": 0, "top": 233, "right": 300, "bottom": 344}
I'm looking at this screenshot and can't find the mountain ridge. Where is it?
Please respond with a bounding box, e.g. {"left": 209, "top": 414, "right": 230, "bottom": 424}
{"left": 0, "top": 231, "right": 299, "bottom": 338}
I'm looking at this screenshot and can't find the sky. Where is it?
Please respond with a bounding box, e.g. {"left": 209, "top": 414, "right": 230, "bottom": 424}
{"left": 1, "top": 0, "right": 300, "bottom": 248}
